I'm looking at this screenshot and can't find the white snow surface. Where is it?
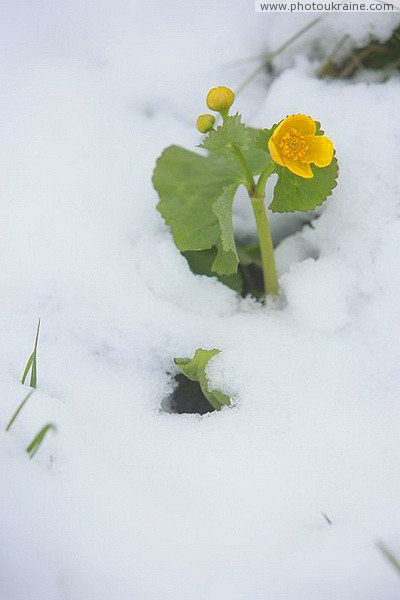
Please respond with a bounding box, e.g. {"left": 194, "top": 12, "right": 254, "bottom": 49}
{"left": 1, "top": 2, "right": 400, "bottom": 599}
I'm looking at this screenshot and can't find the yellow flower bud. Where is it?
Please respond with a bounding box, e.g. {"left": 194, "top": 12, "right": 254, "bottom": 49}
{"left": 196, "top": 114, "right": 216, "bottom": 133}
{"left": 206, "top": 86, "right": 235, "bottom": 113}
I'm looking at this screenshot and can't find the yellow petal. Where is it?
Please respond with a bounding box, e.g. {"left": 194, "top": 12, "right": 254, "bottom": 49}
{"left": 305, "top": 135, "right": 334, "bottom": 167}
{"left": 285, "top": 158, "right": 313, "bottom": 179}
{"left": 268, "top": 137, "right": 285, "bottom": 167}
{"left": 272, "top": 114, "right": 316, "bottom": 144}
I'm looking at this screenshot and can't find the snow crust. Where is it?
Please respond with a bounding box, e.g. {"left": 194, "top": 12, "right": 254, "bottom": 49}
{"left": 1, "top": 2, "right": 400, "bottom": 598}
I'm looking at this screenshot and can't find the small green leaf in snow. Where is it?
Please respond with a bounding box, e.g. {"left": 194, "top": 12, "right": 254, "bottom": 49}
{"left": 174, "top": 349, "right": 231, "bottom": 411}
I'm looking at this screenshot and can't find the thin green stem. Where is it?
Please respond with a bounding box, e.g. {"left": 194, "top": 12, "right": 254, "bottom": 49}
{"left": 226, "top": 132, "right": 278, "bottom": 297}
{"left": 251, "top": 161, "right": 279, "bottom": 296}
{"left": 229, "top": 146, "right": 278, "bottom": 296}
{"left": 236, "top": 18, "right": 321, "bottom": 94}
{"left": 255, "top": 162, "right": 276, "bottom": 197}
{"left": 231, "top": 144, "right": 255, "bottom": 191}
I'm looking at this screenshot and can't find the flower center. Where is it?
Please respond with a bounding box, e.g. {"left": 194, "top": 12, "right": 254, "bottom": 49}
{"left": 280, "top": 128, "right": 307, "bottom": 161}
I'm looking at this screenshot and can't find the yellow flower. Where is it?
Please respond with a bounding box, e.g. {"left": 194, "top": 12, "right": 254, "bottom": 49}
{"left": 206, "top": 86, "right": 235, "bottom": 112}
{"left": 268, "top": 114, "right": 334, "bottom": 179}
{"left": 196, "top": 114, "right": 216, "bottom": 133}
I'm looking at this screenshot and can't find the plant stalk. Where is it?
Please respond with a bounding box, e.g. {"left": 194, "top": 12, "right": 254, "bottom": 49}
{"left": 250, "top": 193, "right": 278, "bottom": 296}
{"left": 229, "top": 141, "right": 278, "bottom": 297}
{"left": 231, "top": 144, "right": 255, "bottom": 192}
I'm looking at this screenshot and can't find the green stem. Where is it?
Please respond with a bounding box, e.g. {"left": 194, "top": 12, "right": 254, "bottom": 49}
{"left": 255, "top": 162, "right": 275, "bottom": 196}
{"left": 229, "top": 141, "right": 278, "bottom": 297}
{"left": 250, "top": 193, "right": 278, "bottom": 296}
{"left": 231, "top": 144, "right": 255, "bottom": 192}
{"left": 249, "top": 161, "right": 278, "bottom": 296}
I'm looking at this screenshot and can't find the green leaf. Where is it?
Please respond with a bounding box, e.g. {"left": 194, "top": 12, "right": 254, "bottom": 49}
{"left": 255, "top": 124, "right": 278, "bottom": 153}
{"left": 240, "top": 127, "right": 269, "bottom": 175}
{"left": 269, "top": 156, "right": 339, "bottom": 213}
{"left": 238, "top": 243, "right": 262, "bottom": 267}
{"left": 211, "top": 184, "right": 239, "bottom": 275}
{"left": 202, "top": 125, "right": 268, "bottom": 175}
{"left": 174, "top": 349, "right": 230, "bottom": 411}
{"left": 212, "top": 240, "right": 238, "bottom": 276}
{"left": 153, "top": 129, "right": 270, "bottom": 280}
{"left": 200, "top": 113, "right": 250, "bottom": 152}
{"left": 154, "top": 146, "right": 241, "bottom": 253}
{"left": 183, "top": 249, "right": 243, "bottom": 293}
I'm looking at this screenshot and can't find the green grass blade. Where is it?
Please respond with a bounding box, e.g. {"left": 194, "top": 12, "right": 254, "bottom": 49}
{"left": 21, "top": 353, "right": 34, "bottom": 385}
{"left": 33, "top": 318, "right": 40, "bottom": 352}
{"left": 5, "top": 389, "right": 35, "bottom": 432}
{"left": 21, "top": 319, "right": 40, "bottom": 388}
{"left": 26, "top": 423, "right": 56, "bottom": 459}
{"left": 30, "top": 356, "right": 37, "bottom": 388}
{"left": 377, "top": 542, "right": 400, "bottom": 576}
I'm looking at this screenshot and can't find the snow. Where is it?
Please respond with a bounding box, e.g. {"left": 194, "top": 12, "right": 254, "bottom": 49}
{"left": 1, "top": 2, "right": 400, "bottom": 598}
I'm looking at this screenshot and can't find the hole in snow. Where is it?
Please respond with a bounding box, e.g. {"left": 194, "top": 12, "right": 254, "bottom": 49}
{"left": 239, "top": 259, "right": 264, "bottom": 298}
{"left": 161, "top": 374, "right": 215, "bottom": 415}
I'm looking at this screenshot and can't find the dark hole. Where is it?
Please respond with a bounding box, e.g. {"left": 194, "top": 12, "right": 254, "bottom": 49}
{"left": 164, "top": 374, "right": 215, "bottom": 415}
{"left": 239, "top": 262, "right": 264, "bottom": 298}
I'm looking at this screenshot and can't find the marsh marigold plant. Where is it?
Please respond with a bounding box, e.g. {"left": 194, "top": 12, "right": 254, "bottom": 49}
{"left": 153, "top": 86, "right": 338, "bottom": 297}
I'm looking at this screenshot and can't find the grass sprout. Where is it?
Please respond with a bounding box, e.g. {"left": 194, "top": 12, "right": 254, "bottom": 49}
{"left": 21, "top": 319, "right": 40, "bottom": 389}
{"left": 26, "top": 423, "right": 57, "bottom": 459}
{"left": 5, "top": 389, "right": 35, "bottom": 432}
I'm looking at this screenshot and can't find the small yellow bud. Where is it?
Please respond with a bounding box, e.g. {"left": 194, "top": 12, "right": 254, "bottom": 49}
{"left": 196, "top": 114, "right": 216, "bottom": 133}
{"left": 206, "top": 86, "right": 235, "bottom": 112}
